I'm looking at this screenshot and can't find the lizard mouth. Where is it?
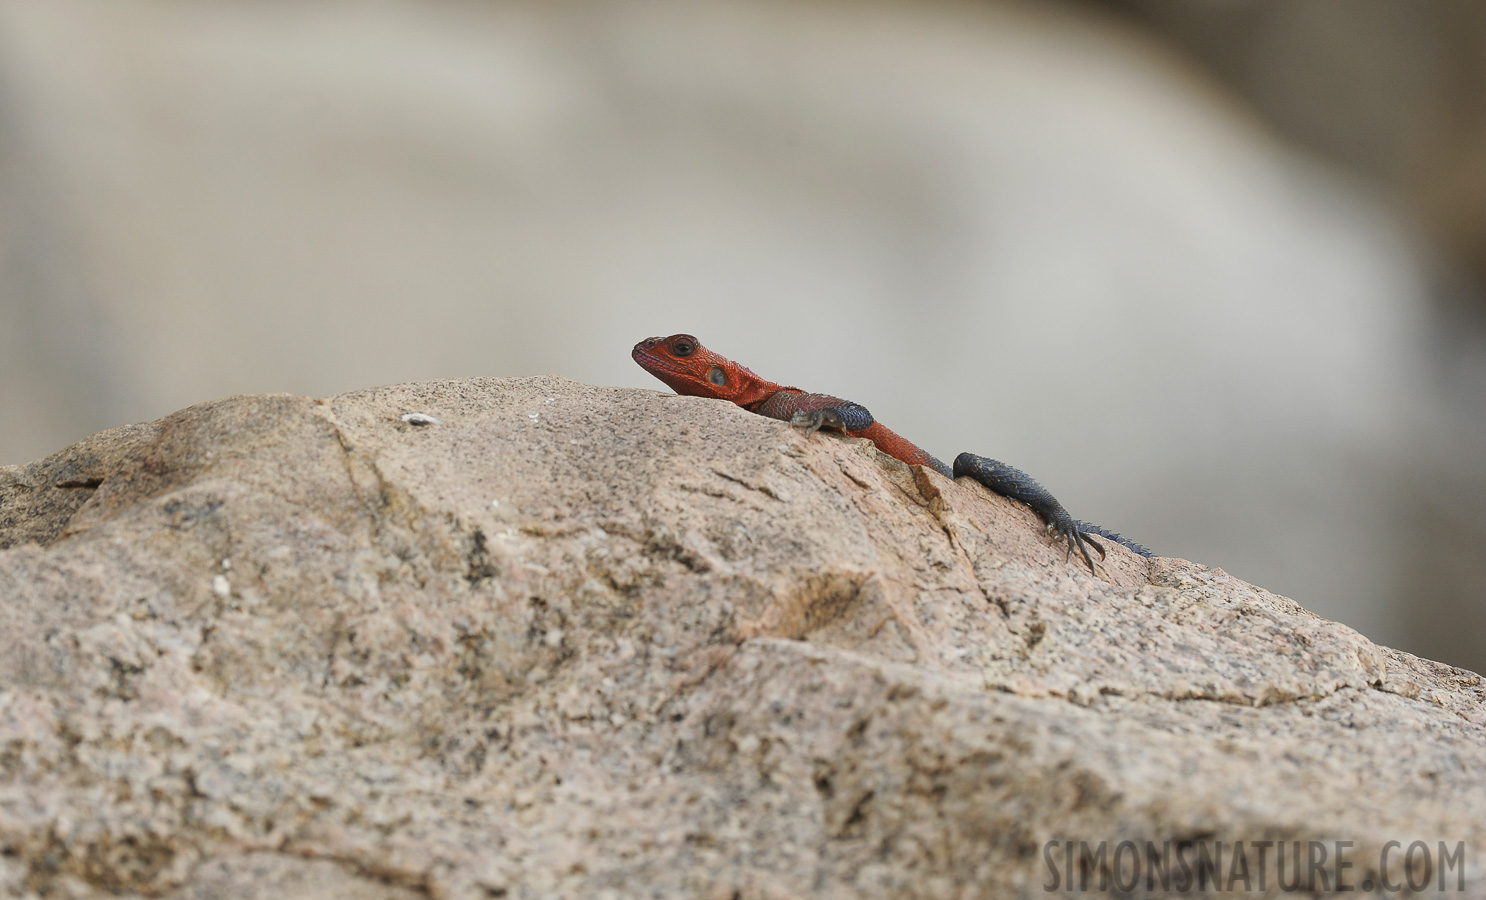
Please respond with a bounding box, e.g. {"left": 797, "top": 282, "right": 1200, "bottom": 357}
{"left": 633, "top": 337, "right": 712, "bottom": 398}
{"left": 632, "top": 338, "right": 682, "bottom": 373}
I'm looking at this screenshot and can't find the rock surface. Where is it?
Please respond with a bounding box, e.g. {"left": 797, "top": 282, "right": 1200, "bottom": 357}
{"left": 1, "top": 377, "right": 1483, "bottom": 898}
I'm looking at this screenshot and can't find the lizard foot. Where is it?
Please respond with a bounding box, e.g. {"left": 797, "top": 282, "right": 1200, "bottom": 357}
{"left": 788, "top": 401, "right": 873, "bottom": 436}
{"left": 789, "top": 409, "right": 847, "bottom": 436}
{"left": 1046, "top": 517, "right": 1107, "bottom": 575}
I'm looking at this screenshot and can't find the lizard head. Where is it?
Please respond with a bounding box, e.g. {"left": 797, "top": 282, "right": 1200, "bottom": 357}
{"left": 632, "top": 334, "right": 774, "bottom": 404}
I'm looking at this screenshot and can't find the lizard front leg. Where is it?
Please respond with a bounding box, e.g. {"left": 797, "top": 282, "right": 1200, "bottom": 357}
{"left": 752, "top": 391, "right": 875, "bottom": 435}
{"left": 789, "top": 403, "right": 875, "bottom": 436}
{"left": 754, "top": 390, "right": 954, "bottom": 475}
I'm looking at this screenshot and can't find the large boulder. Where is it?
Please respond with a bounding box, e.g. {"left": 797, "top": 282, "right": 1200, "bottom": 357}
{"left": 1, "top": 378, "right": 1482, "bottom": 898}
{"left": 6, "top": 0, "right": 1480, "bottom": 677}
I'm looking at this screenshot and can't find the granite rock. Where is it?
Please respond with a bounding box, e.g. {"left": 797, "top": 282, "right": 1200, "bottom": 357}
{"left": 0, "top": 377, "right": 1482, "bottom": 898}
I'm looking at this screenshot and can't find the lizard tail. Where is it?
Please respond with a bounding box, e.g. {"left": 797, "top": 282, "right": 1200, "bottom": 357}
{"left": 1076, "top": 522, "right": 1154, "bottom": 558}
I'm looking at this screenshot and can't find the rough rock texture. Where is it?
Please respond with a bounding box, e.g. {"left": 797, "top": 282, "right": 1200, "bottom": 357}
{"left": 1, "top": 377, "right": 1483, "bottom": 899}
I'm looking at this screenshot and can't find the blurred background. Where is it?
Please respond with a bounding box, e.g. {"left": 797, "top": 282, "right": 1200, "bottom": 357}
{"left": 2, "top": 0, "right": 1483, "bottom": 672}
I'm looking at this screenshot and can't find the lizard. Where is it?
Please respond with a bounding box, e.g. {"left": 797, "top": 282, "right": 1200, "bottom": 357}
{"left": 632, "top": 332, "right": 1152, "bottom": 573}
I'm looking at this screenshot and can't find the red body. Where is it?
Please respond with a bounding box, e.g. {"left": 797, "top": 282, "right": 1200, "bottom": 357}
{"left": 632, "top": 334, "right": 949, "bottom": 475}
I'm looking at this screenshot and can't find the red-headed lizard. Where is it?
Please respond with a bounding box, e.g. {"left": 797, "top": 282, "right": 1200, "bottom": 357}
{"left": 632, "top": 333, "right": 1152, "bottom": 572}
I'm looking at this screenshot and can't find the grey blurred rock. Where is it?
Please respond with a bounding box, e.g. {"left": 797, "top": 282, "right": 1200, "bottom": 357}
{"left": 1, "top": 379, "right": 1482, "bottom": 898}
{"left": 1104, "top": 0, "right": 1486, "bottom": 283}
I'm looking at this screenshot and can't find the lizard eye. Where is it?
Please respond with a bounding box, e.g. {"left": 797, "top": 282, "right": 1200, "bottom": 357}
{"left": 708, "top": 366, "right": 727, "bottom": 386}
{"left": 672, "top": 339, "right": 695, "bottom": 357}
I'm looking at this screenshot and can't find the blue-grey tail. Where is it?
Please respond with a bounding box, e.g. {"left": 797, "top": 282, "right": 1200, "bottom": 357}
{"left": 1078, "top": 522, "right": 1154, "bottom": 558}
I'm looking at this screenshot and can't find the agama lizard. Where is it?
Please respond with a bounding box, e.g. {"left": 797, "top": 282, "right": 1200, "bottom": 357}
{"left": 632, "top": 333, "right": 1152, "bottom": 573}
